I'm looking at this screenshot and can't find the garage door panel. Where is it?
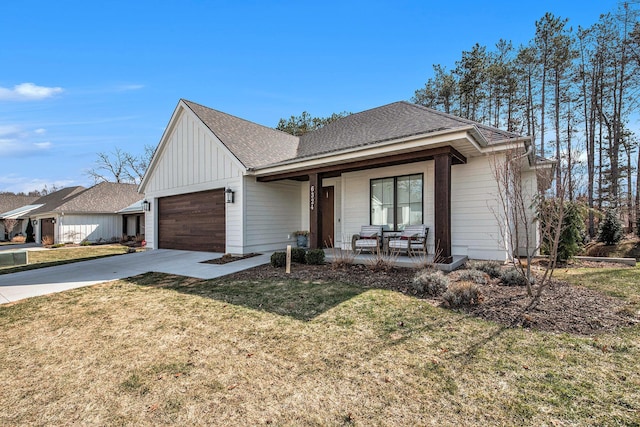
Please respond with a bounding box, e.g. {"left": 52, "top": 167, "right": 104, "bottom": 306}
{"left": 158, "top": 189, "right": 225, "bottom": 252}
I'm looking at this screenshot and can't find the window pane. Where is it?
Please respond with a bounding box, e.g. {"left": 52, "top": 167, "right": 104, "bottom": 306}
{"left": 371, "top": 178, "right": 394, "bottom": 230}
{"left": 371, "top": 174, "right": 422, "bottom": 231}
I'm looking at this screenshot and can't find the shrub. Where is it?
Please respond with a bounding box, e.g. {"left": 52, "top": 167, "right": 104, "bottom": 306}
{"left": 41, "top": 235, "right": 54, "bottom": 246}
{"left": 442, "top": 281, "right": 481, "bottom": 307}
{"left": 270, "top": 251, "right": 286, "bottom": 268}
{"left": 11, "top": 235, "right": 26, "bottom": 243}
{"left": 500, "top": 268, "right": 529, "bottom": 286}
{"left": 598, "top": 208, "right": 623, "bottom": 245}
{"left": 52, "top": 243, "right": 65, "bottom": 248}
{"left": 452, "top": 268, "right": 490, "bottom": 285}
{"left": 80, "top": 240, "right": 92, "bottom": 246}
{"left": 540, "top": 200, "right": 586, "bottom": 261}
{"left": 466, "top": 260, "right": 502, "bottom": 278}
{"left": 412, "top": 270, "right": 449, "bottom": 296}
{"left": 305, "top": 249, "right": 325, "bottom": 265}
{"left": 291, "top": 247, "right": 306, "bottom": 263}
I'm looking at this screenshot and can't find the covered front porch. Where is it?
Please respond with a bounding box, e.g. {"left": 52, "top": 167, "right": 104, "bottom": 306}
{"left": 257, "top": 145, "right": 468, "bottom": 265}
{"left": 324, "top": 248, "right": 468, "bottom": 272}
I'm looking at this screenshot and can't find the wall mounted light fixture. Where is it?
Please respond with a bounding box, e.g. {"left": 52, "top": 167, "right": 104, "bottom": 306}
{"left": 142, "top": 200, "right": 151, "bottom": 211}
{"left": 225, "top": 188, "right": 235, "bottom": 204}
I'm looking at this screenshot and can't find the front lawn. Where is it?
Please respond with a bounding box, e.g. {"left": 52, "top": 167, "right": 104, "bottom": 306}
{"left": 0, "top": 245, "right": 136, "bottom": 275}
{"left": 0, "top": 267, "right": 638, "bottom": 426}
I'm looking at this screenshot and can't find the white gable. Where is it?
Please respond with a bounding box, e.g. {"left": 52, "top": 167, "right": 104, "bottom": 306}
{"left": 141, "top": 103, "right": 245, "bottom": 195}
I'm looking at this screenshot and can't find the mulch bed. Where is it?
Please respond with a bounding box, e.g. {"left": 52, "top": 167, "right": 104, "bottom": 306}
{"left": 201, "top": 253, "right": 261, "bottom": 265}
{"left": 223, "top": 263, "right": 638, "bottom": 336}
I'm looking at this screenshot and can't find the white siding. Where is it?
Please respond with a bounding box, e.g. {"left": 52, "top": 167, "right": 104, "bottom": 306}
{"left": 244, "top": 177, "right": 302, "bottom": 253}
{"left": 451, "top": 155, "right": 507, "bottom": 260}
{"left": 58, "top": 214, "right": 121, "bottom": 244}
{"left": 342, "top": 163, "right": 433, "bottom": 251}
{"left": 143, "top": 107, "right": 245, "bottom": 251}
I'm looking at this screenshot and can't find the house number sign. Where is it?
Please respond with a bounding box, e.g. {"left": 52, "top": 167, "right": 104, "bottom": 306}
{"left": 310, "top": 184, "right": 315, "bottom": 210}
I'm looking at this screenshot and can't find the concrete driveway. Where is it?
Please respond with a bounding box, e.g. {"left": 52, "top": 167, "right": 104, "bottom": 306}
{"left": 0, "top": 249, "right": 271, "bottom": 304}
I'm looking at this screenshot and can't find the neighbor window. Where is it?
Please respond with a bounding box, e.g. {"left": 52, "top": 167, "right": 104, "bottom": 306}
{"left": 370, "top": 174, "right": 423, "bottom": 231}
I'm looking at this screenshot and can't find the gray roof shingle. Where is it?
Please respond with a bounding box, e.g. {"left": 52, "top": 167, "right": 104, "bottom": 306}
{"left": 184, "top": 99, "right": 525, "bottom": 170}
{"left": 296, "top": 101, "right": 521, "bottom": 159}
{"left": 0, "top": 194, "right": 38, "bottom": 215}
{"left": 183, "top": 100, "right": 300, "bottom": 169}
{"left": 27, "top": 183, "right": 142, "bottom": 216}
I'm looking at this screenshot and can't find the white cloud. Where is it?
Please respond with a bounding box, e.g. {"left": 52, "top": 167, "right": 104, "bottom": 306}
{"left": 115, "top": 84, "right": 145, "bottom": 91}
{"left": 0, "top": 124, "right": 53, "bottom": 156}
{"left": 0, "top": 82, "right": 63, "bottom": 101}
{"left": 34, "top": 128, "right": 46, "bottom": 135}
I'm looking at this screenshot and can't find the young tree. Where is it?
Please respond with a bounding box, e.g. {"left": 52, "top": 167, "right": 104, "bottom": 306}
{"left": 2, "top": 218, "right": 19, "bottom": 240}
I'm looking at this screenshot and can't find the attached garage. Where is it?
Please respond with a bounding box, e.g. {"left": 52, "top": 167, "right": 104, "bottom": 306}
{"left": 158, "top": 189, "right": 225, "bottom": 252}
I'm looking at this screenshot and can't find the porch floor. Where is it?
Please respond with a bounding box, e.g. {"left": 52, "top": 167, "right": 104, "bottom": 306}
{"left": 323, "top": 249, "right": 467, "bottom": 272}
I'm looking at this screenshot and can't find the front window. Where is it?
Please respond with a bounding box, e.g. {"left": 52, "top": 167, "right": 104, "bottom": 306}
{"left": 371, "top": 173, "right": 423, "bottom": 231}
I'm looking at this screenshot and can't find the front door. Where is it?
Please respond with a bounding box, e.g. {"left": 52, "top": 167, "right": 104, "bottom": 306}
{"left": 41, "top": 218, "right": 55, "bottom": 244}
{"left": 321, "top": 186, "right": 334, "bottom": 248}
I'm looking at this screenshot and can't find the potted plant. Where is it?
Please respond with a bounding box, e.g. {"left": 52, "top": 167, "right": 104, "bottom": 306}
{"left": 294, "top": 230, "right": 309, "bottom": 248}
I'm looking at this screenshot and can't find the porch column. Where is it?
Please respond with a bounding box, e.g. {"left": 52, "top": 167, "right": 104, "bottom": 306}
{"left": 309, "top": 173, "right": 322, "bottom": 249}
{"left": 434, "top": 153, "right": 452, "bottom": 263}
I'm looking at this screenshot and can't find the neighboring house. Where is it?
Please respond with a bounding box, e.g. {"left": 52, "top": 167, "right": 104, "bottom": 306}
{"left": 118, "top": 200, "right": 146, "bottom": 240}
{"left": 19, "top": 183, "right": 143, "bottom": 244}
{"left": 140, "top": 99, "right": 543, "bottom": 262}
{"left": 0, "top": 194, "right": 39, "bottom": 240}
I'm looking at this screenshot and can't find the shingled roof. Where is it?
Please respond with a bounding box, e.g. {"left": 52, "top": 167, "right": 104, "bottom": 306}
{"left": 27, "top": 183, "right": 142, "bottom": 216}
{"left": 183, "top": 100, "right": 299, "bottom": 169}
{"left": 183, "top": 99, "right": 525, "bottom": 170}
{"left": 296, "top": 101, "right": 522, "bottom": 159}
{"left": 0, "top": 194, "right": 38, "bottom": 215}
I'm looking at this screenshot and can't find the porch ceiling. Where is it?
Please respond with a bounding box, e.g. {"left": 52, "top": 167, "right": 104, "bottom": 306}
{"left": 256, "top": 145, "right": 467, "bottom": 182}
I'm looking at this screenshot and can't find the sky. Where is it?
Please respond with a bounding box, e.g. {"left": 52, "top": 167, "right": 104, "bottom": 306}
{"left": 0, "top": 0, "right": 622, "bottom": 193}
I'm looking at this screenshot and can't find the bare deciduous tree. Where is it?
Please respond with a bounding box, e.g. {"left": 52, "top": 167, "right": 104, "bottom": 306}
{"left": 490, "top": 148, "right": 566, "bottom": 306}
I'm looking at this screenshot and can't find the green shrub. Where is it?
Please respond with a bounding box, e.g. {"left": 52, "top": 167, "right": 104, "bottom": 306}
{"left": 80, "top": 240, "right": 92, "bottom": 246}
{"left": 291, "top": 247, "right": 306, "bottom": 263}
{"left": 466, "top": 260, "right": 502, "bottom": 278}
{"left": 305, "top": 249, "right": 325, "bottom": 265}
{"left": 442, "top": 281, "right": 481, "bottom": 307}
{"left": 500, "top": 268, "right": 529, "bottom": 286}
{"left": 412, "top": 270, "right": 449, "bottom": 296}
{"left": 51, "top": 243, "right": 65, "bottom": 248}
{"left": 453, "top": 268, "right": 490, "bottom": 285}
{"left": 270, "top": 252, "right": 286, "bottom": 268}
{"left": 598, "top": 208, "right": 623, "bottom": 245}
{"left": 540, "top": 200, "right": 586, "bottom": 261}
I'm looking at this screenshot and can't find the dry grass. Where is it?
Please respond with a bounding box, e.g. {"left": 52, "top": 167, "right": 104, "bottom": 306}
{"left": 0, "top": 245, "right": 135, "bottom": 275}
{"left": 1, "top": 271, "right": 639, "bottom": 426}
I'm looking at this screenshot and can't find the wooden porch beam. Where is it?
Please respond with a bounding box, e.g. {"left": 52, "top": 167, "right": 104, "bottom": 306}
{"left": 256, "top": 146, "right": 466, "bottom": 182}
{"left": 308, "top": 173, "right": 322, "bottom": 249}
{"left": 434, "top": 153, "right": 452, "bottom": 264}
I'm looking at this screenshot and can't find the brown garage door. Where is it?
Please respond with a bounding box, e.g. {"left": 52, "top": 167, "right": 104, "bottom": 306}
{"left": 158, "top": 189, "right": 225, "bottom": 252}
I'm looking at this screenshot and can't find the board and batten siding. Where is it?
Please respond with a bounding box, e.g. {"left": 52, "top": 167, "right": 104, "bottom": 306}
{"left": 143, "top": 107, "right": 245, "bottom": 251}
{"left": 58, "top": 214, "right": 121, "bottom": 244}
{"left": 243, "top": 177, "right": 302, "bottom": 253}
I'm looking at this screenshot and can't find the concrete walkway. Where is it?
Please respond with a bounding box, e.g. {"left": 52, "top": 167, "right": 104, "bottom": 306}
{"left": 0, "top": 249, "right": 271, "bottom": 304}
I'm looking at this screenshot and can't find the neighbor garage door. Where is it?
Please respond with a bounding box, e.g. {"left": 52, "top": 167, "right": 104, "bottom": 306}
{"left": 158, "top": 189, "right": 225, "bottom": 252}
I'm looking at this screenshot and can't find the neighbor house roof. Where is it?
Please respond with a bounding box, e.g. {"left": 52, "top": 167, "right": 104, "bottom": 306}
{"left": 183, "top": 99, "right": 525, "bottom": 171}
{"left": 0, "top": 194, "right": 38, "bottom": 217}
{"left": 0, "top": 204, "right": 44, "bottom": 219}
{"left": 28, "top": 183, "right": 143, "bottom": 216}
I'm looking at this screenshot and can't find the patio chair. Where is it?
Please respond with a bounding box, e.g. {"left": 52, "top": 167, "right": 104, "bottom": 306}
{"left": 352, "top": 225, "right": 383, "bottom": 253}
{"left": 388, "top": 224, "right": 429, "bottom": 256}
